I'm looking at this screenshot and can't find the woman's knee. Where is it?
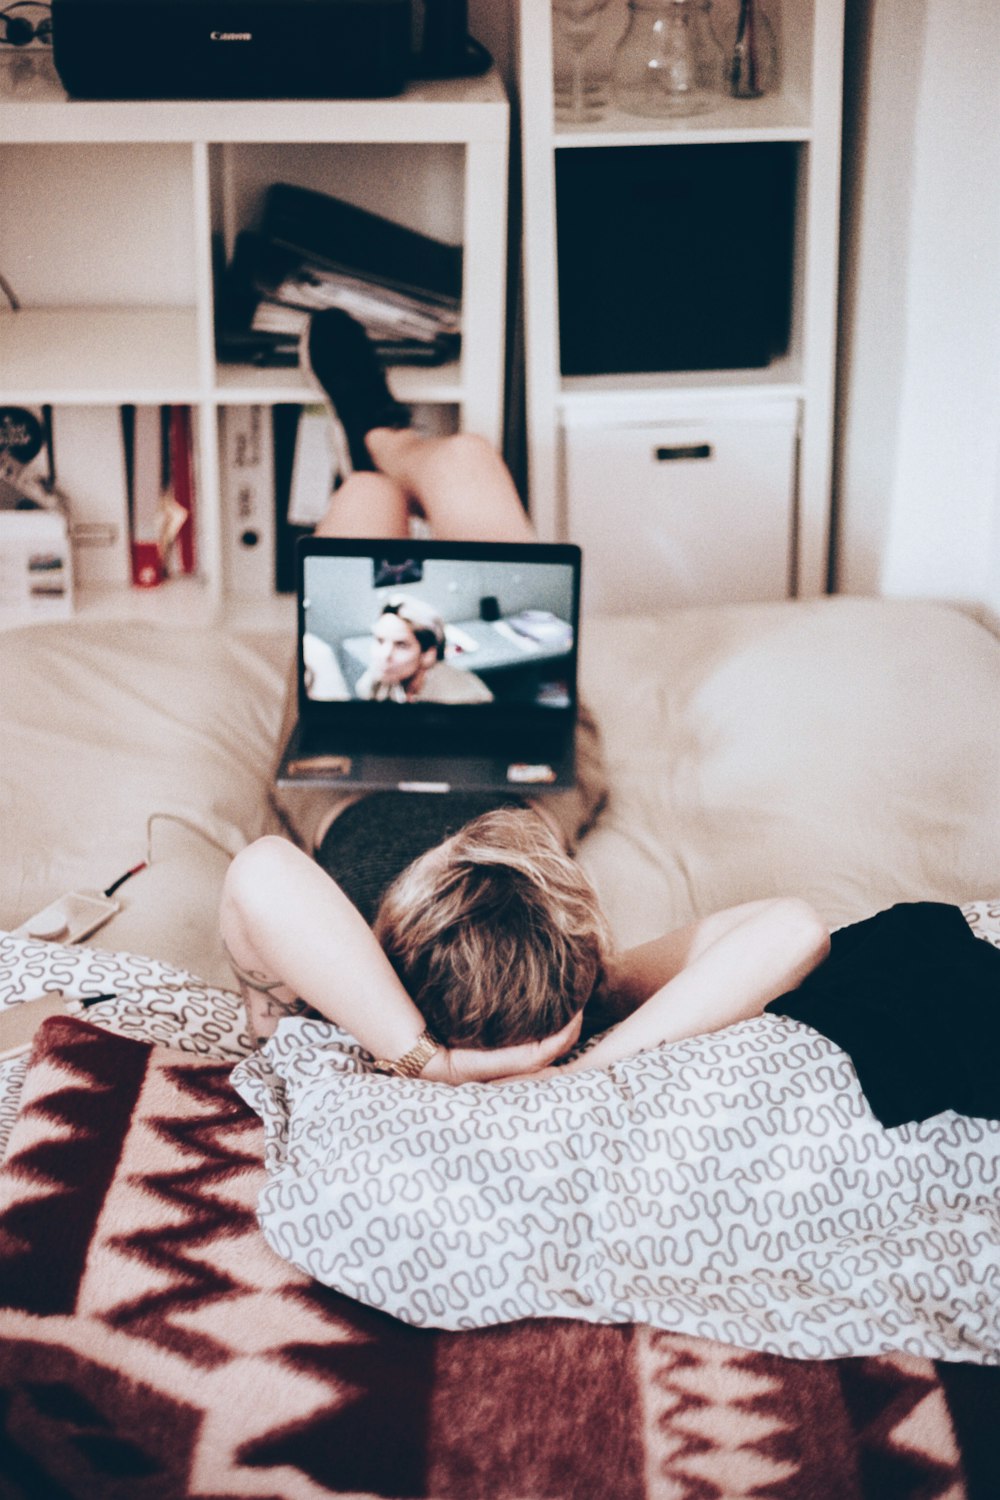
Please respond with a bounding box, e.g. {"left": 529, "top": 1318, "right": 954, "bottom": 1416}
{"left": 316, "top": 471, "right": 408, "bottom": 537}
{"left": 407, "top": 430, "right": 501, "bottom": 496}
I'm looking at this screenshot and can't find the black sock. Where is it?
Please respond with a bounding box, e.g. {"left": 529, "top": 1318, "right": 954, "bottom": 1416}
{"left": 301, "top": 309, "right": 410, "bottom": 471}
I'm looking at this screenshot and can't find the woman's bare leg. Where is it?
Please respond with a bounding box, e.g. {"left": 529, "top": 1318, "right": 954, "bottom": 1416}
{"left": 303, "top": 306, "right": 533, "bottom": 543}
{"left": 314, "top": 470, "right": 410, "bottom": 539}
{"left": 310, "top": 430, "right": 535, "bottom": 544}
{"left": 365, "top": 428, "right": 536, "bottom": 543}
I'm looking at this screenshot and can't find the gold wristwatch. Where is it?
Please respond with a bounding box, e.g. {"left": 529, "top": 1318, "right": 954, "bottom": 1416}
{"left": 372, "top": 1027, "right": 440, "bottom": 1078}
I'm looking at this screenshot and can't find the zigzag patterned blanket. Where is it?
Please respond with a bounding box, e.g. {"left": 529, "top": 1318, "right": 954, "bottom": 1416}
{"left": 1, "top": 931, "right": 999, "bottom": 1496}
{"left": 0, "top": 1011, "right": 998, "bottom": 1499}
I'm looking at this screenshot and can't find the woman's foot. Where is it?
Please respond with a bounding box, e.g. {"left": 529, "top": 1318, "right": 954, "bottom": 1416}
{"left": 300, "top": 309, "right": 410, "bottom": 473}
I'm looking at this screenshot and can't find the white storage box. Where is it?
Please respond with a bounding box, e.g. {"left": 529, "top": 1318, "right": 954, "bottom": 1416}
{"left": 563, "top": 398, "right": 800, "bottom": 613}
{"left": 0, "top": 509, "right": 74, "bottom": 627}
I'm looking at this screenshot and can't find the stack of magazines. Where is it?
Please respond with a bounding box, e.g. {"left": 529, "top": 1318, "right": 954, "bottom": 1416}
{"left": 216, "top": 182, "right": 463, "bottom": 368}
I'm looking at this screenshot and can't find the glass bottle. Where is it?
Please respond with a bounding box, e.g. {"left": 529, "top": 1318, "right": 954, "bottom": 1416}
{"left": 611, "top": 0, "right": 724, "bottom": 119}
{"left": 728, "top": 0, "right": 777, "bottom": 99}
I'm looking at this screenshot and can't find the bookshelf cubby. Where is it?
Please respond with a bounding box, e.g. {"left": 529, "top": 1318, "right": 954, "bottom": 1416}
{"left": 516, "top": 0, "right": 844, "bottom": 605}
{"left": 0, "top": 57, "right": 509, "bottom": 626}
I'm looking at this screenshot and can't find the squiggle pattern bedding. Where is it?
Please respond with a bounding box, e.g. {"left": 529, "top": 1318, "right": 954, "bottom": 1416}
{"left": 2, "top": 914, "right": 999, "bottom": 1364}
{"left": 232, "top": 906, "right": 1000, "bottom": 1364}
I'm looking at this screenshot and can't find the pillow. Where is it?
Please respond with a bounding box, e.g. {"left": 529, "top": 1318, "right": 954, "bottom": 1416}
{"left": 576, "top": 599, "right": 1000, "bottom": 943}
{"left": 233, "top": 928, "right": 1000, "bottom": 1364}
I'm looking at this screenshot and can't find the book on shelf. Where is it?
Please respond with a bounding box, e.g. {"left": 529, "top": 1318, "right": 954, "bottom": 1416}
{"left": 120, "top": 405, "right": 198, "bottom": 588}
{"left": 216, "top": 181, "right": 463, "bottom": 370}
{"left": 220, "top": 404, "right": 276, "bottom": 597}
{"left": 121, "top": 405, "right": 165, "bottom": 588}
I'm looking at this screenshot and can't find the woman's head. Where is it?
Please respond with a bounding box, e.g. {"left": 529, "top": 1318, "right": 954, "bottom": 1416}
{"left": 372, "top": 597, "right": 445, "bottom": 688}
{"left": 373, "top": 807, "right": 610, "bottom": 1049}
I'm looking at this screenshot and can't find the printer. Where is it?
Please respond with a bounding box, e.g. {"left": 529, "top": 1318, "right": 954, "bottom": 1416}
{"left": 50, "top": 0, "right": 413, "bottom": 99}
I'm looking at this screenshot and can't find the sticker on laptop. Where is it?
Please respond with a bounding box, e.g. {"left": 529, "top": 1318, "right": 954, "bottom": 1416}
{"left": 287, "top": 755, "right": 353, "bottom": 778}
{"left": 507, "top": 763, "right": 557, "bottom": 785}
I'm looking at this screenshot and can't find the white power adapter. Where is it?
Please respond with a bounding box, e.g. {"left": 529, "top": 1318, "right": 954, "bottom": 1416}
{"left": 13, "top": 890, "right": 121, "bottom": 945}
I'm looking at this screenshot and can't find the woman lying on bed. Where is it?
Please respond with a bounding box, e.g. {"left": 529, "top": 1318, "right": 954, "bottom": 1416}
{"left": 224, "top": 312, "right": 1000, "bottom": 1116}
{"left": 219, "top": 315, "right": 999, "bottom": 1355}
{"left": 222, "top": 308, "right": 831, "bottom": 1083}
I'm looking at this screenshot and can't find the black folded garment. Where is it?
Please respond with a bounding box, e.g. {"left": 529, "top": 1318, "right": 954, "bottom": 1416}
{"left": 766, "top": 902, "right": 1000, "bottom": 1127}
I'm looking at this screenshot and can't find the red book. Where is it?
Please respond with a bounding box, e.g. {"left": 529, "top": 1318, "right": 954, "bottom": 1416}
{"left": 168, "top": 406, "right": 197, "bottom": 576}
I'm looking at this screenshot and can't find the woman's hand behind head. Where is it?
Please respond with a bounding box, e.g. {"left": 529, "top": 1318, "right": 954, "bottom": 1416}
{"left": 422, "top": 1011, "right": 584, "bottom": 1085}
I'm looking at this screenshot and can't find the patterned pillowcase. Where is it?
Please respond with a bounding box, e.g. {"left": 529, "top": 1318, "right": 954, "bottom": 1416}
{"left": 232, "top": 1010, "right": 1000, "bottom": 1362}
{"left": 0, "top": 933, "right": 249, "bottom": 1160}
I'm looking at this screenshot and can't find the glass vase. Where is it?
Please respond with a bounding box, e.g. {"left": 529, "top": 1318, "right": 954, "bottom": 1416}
{"left": 611, "top": 0, "right": 725, "bottom": 119}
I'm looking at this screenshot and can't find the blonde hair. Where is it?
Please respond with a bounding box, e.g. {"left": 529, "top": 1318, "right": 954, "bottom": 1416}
{"left": 372, "top": 807, "right": 610, "bottom": 1048}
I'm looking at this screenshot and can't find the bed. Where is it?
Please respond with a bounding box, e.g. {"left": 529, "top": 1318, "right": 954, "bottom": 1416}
{"left": 1, "top": 596, "right": 999, "bottom": 1499}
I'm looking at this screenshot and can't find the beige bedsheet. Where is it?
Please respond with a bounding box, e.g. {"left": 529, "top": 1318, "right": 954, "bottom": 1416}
{"left": 1, "top": 598, "right": 998, "bottom": 983}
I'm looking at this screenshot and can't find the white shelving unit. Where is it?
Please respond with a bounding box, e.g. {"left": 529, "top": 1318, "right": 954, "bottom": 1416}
{"left": 516, "top": 0, "right": 843, "bottom": 604}
{"left": 0, "top": 56, "right": 509, "bottom": 625}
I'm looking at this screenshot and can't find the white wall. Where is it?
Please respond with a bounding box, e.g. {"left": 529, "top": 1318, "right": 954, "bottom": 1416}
{"left": 835, "top": 0, "right": 1000, "bottom": 621}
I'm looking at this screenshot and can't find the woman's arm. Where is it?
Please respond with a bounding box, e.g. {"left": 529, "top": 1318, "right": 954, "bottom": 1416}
{"left": 220, "top": 836, "right": 576, "bottom": 1082}
{"left": 568, "top": 898, "right": 830, "bottom": 1072}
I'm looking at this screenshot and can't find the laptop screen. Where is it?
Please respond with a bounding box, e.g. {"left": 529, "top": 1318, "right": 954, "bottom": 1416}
{"left": 298, "top": 538, "right": 581, "bottom": 719}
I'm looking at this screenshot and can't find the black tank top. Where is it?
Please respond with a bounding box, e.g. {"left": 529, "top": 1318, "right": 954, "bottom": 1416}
{"left": 314, "top": 790, "right": 527, "bottom": 926}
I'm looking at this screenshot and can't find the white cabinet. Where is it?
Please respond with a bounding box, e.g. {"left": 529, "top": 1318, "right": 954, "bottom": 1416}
{"left": 517, "top": 0, "right": 843, "bottom": 604}
{"left": 565, "top": 396, "right": 799, "bottom": 613}
{"left": 0, "top": 59, "right": 509, "bottom": 625}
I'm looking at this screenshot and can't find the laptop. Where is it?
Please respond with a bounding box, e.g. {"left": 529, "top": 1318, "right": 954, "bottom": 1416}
{"left": 276, "top": 535, "right": 582, "bottom": 794}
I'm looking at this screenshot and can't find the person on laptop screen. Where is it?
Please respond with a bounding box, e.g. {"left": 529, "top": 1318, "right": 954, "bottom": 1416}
{"left": 356, "top": 596, "right": 493, "bottom": 704}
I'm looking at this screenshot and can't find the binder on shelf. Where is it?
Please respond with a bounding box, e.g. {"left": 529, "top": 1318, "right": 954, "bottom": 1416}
{"left": 49, "top": 406, "right": 130, "bottom": 589}
{"left": 287, "top": 404, "right": 338, "bottom": 530}
{"left": 273, "top": 405, "right": 312, "bottom": 595}
{"left": 263, "top": 182, "right": 463, "bottom": 309}
{"left": 220, "top": 404, "right": 276, "bottom": 597}
{"left": 121, "top": 404, "right": 166, "bottom": 588}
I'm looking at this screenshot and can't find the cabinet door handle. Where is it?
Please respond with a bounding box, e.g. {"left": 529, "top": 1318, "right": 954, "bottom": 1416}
{"left": 654, "top": 443, "right": 714, "bottom": 462}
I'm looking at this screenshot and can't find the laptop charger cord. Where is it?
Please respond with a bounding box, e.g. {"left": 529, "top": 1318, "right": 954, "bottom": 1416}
{"left": 14, "top": 813, "right": 239, "bottom": 946}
